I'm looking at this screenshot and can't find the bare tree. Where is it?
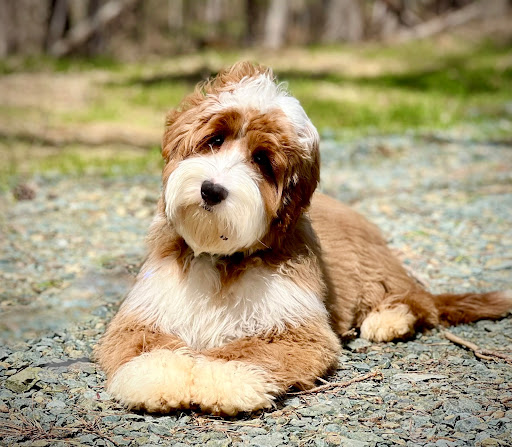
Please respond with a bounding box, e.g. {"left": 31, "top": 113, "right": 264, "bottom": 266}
{"left": 49, "top": 0, "right": 135, "bottom": 57}
{"left": 244, "top": 0, "right": 267, "bottom": 46}
{"left": 263, "top": 0, "right": 288, "bottom": 49}
{"left": 1, "top": 0, "right": 510, "bottom": 57}
{"left": 168, "top": 0, "right": 184, "bottom": 32}
{"left": 323, "top": 0, "right": 364, "bottom": 43}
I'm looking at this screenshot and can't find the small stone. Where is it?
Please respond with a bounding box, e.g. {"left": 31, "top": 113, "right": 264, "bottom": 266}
{"left": 206, "top": 440, "right": 231, "bottom": 447}
{"left": 47, "top": 400, "right": 66, "bottom": 409}
{"left": 413, "top": 415, "right": 432, "bottom": 427}
{"left": 148, "top": 424, "right": 171, "bottom": 436}
{"left": 479, "top": 439, "right": 501, "bottom": 446}
{"left": 455, "top": 416, "right": 482, "bottom": 433}
{"left": 298, "top": 403, "right": 335, "bottom": 417}
{"left": 250, "top": 433, "right": 284, "bottom": 447}
{"left": 339, "top": 436, "right": 369, "bottom": 447}
{"left": 435, "top": 441, "right": 458, "bottom": 447}
{"left": 102, "top": 415, "right": 121, "bottom": 423}
{"left": 243, "top": 427, "right": 267, "bottom": 436}
{"left": 30, "top": 441, "right": 50, "bottom": 447}
{"left": 393, "top": 373, "right": 448, "bottom": 383}
{"left": 324, "top": 423, "right": 343, "bottom": 433}
{"left": 347, "top": 431, "right": 383, "bottom": 443}
{"left": 5, "top": 367, "right": 41, "bottom": 392}
{"left": 112, "top": 435, "right": 133, "bottom": 446}
{"left": 379, "top": 358, "right": 391, "bottom": 369}
{"left": 283, "top": 397, "right": 301, "bottom": 407}
{"left": 79, "top": 434, "right": 98, "bottom": 444}
{"left": 351, "top": 362, "right": 371, "bottom": 372}
{"left": 443, "top": 398, "right": 483, "bottom": 414}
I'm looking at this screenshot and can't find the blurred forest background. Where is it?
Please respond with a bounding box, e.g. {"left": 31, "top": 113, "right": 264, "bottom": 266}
{"left": 2, "top": 0, "right": 511, "bottom": 56}
{"left": 1, "top": 0, "right": 511, "bottom": 186}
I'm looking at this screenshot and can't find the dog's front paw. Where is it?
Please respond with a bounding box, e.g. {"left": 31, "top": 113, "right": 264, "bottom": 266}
{"left": 107, "top": 348, "right": 194, "bottom": 412}
{"left": 191, "top": 360, "right": 279, "bottom": 416}
{"left": 360, "top": 304, "right": 416, "bottom": 342}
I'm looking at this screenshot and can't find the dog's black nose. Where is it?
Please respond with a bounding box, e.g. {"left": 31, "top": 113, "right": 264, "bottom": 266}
{"left": 201, "top": 180, "right": 229, "bottom": 206}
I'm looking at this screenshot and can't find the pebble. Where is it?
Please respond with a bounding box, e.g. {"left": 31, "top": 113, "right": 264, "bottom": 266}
{"left": 5, "top": 367, "right": 41, "bottom": 392}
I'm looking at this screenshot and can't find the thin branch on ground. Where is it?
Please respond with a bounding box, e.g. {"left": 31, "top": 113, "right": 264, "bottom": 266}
{"left": 444, "top": 331, "right": 512, "bottom": 363}
{"left": 291, "top": 370, "right": 383, "bottom": 395}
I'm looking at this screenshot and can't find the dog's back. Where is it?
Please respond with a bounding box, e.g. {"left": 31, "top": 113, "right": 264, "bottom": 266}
{"left": 311, "top": 193, "right": 512, "bottom": 341}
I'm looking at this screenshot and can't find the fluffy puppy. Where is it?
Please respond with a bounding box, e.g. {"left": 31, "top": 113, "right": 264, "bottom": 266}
{"left": 96, "top": 62, "right": 511, "bottom": 415}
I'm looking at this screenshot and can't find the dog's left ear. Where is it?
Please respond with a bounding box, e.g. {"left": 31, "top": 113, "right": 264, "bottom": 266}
{"left": 274, "top": 119, "right": 320, "bottom": 236}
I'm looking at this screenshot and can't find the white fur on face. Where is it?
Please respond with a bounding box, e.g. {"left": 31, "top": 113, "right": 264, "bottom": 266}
{"left": 164, "top": 147, "right": 268, "bottom": 256}
{"left": 121, "top": 256, "right": 327, "bottom": 350}
{"left": 212, "top": 74, "right": 319, "bottom": 153}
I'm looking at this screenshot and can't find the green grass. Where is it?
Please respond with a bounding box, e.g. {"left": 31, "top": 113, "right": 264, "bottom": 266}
{"left": 0, "top": 54, "right": 122, "bottom": 75}
{"left": 1, "top": 35, "right": 511, "bottom": 188}
{"left": 276, "top": 40, "right": 512, "bottom": 136}
{"left": 0, "top": 142, "right": 163, "bottom": 191}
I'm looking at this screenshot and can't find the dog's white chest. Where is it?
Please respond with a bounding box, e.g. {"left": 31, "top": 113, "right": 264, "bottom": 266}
{"left": 122, "top": 256, "right": 326, "bottom": 350}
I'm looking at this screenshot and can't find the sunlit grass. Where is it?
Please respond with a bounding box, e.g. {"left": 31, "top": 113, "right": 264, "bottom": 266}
{"left": 0, "top": 141, "right": 163, "bottom": 190}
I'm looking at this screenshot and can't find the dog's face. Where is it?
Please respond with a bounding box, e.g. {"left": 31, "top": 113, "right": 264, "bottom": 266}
{"left": 161, "top": 63, "right": 320, "bottom": 256}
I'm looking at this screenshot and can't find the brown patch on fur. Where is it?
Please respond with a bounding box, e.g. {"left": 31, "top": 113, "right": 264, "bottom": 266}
{"left": 203, "top": 316, "right": 340, "bottom": 391}
{"left": 94, "top": 314, "right": 186, "bottom": 378}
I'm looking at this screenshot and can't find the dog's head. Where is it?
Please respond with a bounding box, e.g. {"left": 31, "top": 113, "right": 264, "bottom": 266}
{"left": 161, "top": 62, "right": 320, "bottom": 256}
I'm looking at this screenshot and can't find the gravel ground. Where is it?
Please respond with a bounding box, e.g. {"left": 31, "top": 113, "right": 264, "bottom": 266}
{"left": 0, "top": 134, "right": 511, "bottom": 447}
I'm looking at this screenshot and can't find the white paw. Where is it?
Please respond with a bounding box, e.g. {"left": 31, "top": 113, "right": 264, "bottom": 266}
{"left": 191, "top": 360, "right": 279, "bottom": 415}
{"left": 360, "top": 304, "right": 416, "bottom": 342}
{"left": 107, "top": 348, "right": 194, "bottom": 412}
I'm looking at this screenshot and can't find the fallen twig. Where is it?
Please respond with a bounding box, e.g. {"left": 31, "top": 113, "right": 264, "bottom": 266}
{"left": 292, "top": 370, "right": 383, "bottom": 395}
{"left": 444, "top": 331, "right": 512, "bottom": 363}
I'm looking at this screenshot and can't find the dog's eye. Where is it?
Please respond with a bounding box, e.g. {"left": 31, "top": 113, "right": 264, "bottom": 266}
{"left": 252, "top": 150, "right": 274, "bottom": 179}
{"left": 207, "top": 135, "right": 224, "bottom": 147}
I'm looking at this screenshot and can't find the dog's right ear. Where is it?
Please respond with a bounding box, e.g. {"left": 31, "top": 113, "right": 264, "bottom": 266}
{"left": 161, "top": 108, "right": 181, "bottom": 163}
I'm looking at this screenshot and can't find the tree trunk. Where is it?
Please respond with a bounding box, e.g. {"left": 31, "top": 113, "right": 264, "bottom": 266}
{"left": 393, "top": 0, "right": 487, "bottom": 42}
{"left": 168, "top": 0, "right": 184, "bottom": 32}
{"left": 0, "top": 0, "right": 15, "bottom": 56}
{"left": 244, "top": 0, "right": 261, "bottom": 46}
{"left": 323, "top": 0, "right": 364, "bottom": 43}
{"left": 46, "top": 0, "right": 69, "bottom": 51}
{"left": 49, "top": 0, "right": 134, "bottom": 57}
{"left": 263, "top": 0, "right": 288, "bottom": 49}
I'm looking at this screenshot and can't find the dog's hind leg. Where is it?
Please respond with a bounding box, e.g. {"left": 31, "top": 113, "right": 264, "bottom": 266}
{"left": 359, "top": 287, "right": 438, "bottom": 343}
{"left": 359, "top": 287, "right": 512, "bottom": 343}
{"left": 360, "top": 302, "right": 418, "bottom": 342}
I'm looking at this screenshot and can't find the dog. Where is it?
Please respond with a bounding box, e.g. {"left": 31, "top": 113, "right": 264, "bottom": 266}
{"left": 95, "top": 61, "right": 511, "bottom": 416}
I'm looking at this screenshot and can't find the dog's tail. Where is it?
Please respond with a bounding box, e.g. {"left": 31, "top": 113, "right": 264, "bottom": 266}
{"left": 432, "top": 290, "right": 512, "bottom": 325}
